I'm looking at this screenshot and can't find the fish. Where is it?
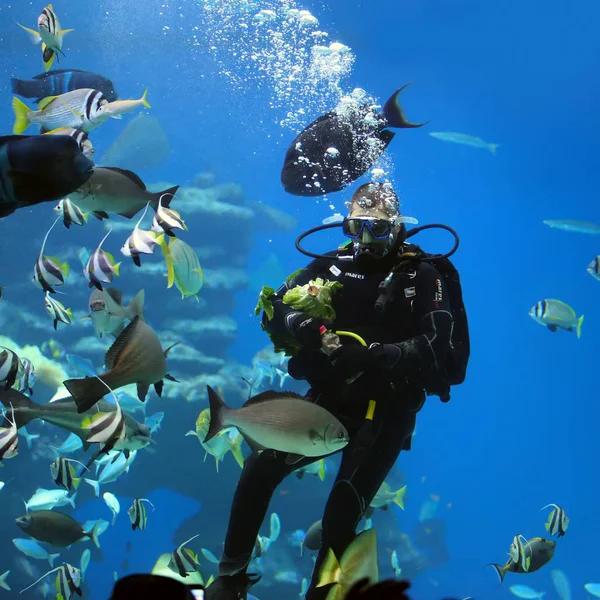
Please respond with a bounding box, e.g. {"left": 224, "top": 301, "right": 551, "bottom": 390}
{"left": 100, "top": 89, "right": 151, "bottom": 118}
{"left": 281, "top": 85, "right": 427, "bottom": 196}
{"left": 488, "top": 537, "right": 556, "bottom": 583}
{"left": 317, "top": 529, "right": 379, "bottom": 599}
{"left": 44, "top": 292, "right": 74, "bottom": 330}
{"left": 80, "top": 549, "right": 91, "bottom": 579}
{"left": 0, "top": 405, "right": 18, "bottom": 462}
{"left": 103, "top": 492, "right": 120, "bottom": 526}
{"left": 0, "top": 571, "right": 9, "bottom": 591}
{"left": 145, "top": 412, "right": 164, "bottom": 434}
{"left": 152, "top": 553, "right": 206, "bottom": 587}
{"left": 16, "top": 358, "right": 36, "bottom": 395}
{"left": 63, "top": 316, "right": 177, "bottom": 412}
{"left": 370, "top": 482, "right": 407, "bottom": 510}
{"left": 18, "top": 426, "right": 40, "bottom": 448}
{"left": 0, "top": 134, "right": 94, "bottom": 218}
{"left": 21, "top": 563, "right": 82, "bottom": 599}
{"left": 24, "top": 487, "right": 77, "bottom": 512}
{"left": 0, "top": 388, "right": 151, "bottom": 454}
{"left": 428, "top": 131, "right": 499, "bottom": 154}
{"left": 51, "top": 432, "right": 83, "bottom": 455}
{"left": 12, "top": 89, "right": 111, "bottom": 135}
{"left": 302, "top": 520, "right": 323, "bottom": 555}
{"left": 16, "top": 510, "right": 102, "bottom": 548}
{"left": 164, "top": 237, "right": 204, "bottom": 299}
{"left": 585, "top": 584, "right": 600, "bottom": 598}
{"left": 53, "top": 197, "right": 89, "bottom": 227}
{"left": 32, "top": 218, "right": 70, "bottom": 293}
{"left": 17, "top": 5, "right": 74, "bottom": 71}
{"left": 391, "top": 550, "right": 402, "bottom": 577}
{"left": 12, "top": 538, "right": 60, "bottom": 567}
{"left": 45, "top": 127, "right": 94, "bottom": 160}
{"left": 295, "top": 459, "right": 326, "bottom": 481}
{"left": 186, "top": 407, "right": 244, "bottom": 472}
{"left": 120, "top": 203, "right": 166, "bottom": 266}
{"left": 541, "top": 504, "right": 569, "bottom": 537}
{"left": 69, "top": 166, "right": 180, "bottom": 220}
{"left": 12, "top": 69, "right": 118, "bottom": 103}
{"left": 82, "top": 393, "right": 127, "bottom": 459}
{"left": 0, "top": 348, "right": 20, "bottom": 390}
{"left": 168, "top": 534, "right": 201, "bottom": 578}
{"left": 205, "top": 386, "right": 349, "bottom": 464}
{"left": 84, "top": 451, "right": 138, "bottom": 497}
{"left": 50, "top": 457, "right": 86, "bottom": 491}
{"left": 84, "top": 229, "right": 121, "bottom": 290}
{"left": 509, "top": 585, "right": 546, "bottom": 599}
{"left": 543, "top": 219, "right": 600, "bottom": 234}
{"left": 587, "top": 256, "right": 600, "bottom": 281}
{"left": 151, "top": 194, "right": 187, "bottom": 237}
{"left": 550, "top": 570, "right": 571, "bottom": 600}
{"left": 128, "top": 497, "right": 154, "bottom": 531}
{"left": 529, "top": 299, "right": 584, "bottom": 337}
{"left": 85, "top": 287, "right": 145, "bottom": 339}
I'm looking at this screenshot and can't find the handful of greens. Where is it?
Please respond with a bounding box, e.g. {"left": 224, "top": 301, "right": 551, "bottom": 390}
{"left": 255, "top": 277, "right": 343, "bottom": 356}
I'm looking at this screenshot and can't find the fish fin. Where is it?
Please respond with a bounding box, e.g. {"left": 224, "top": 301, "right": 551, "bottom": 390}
{"left": 48, "top": 553, "right": 60, "bottom": 568}
{"left": 204, "top": 386, "right": 228, "bottom": 443}
{"left": 487, "top": 563, "right": 506, "bottom": 584}
{"left": 73, "top": 477, "right": 81, "bottom": 490}
{"left": 92, "top": 211, "right": 109, "bottom": 220}
{"left": 66, "top": 105, "right": 84, "bottom": 118}
{"left": 37, "top": 95, "right": 60, "bottom": 110}
{"left": 101, "top": 167, "right": 147, "bottom": 189}
{"left": 113, "top": 262, "right": 121, "bottom": 276}
{"left": 394, "top": 485, "right": 407, "bottom": 510}
{"left": 60, "top": 261, "right": 70, "bottom": 276}
{"left": 17, "top": 22, "right": 42, "bottom": 43}
{"left": 84, "top": 478, "right": 100, "bottom": 497}
{"left": 150, "top": 185, "right": 179, "bottom": 211}
{"left": 285, "top": 453, "right": 304, "bottom": 465}
{"left": 488, "top": 143, "right": 500, "bottom": 155}
{"left": 154, "top": 381, "right": 164, "bottom": 397}
{"left": 230, "top": 435, "right": 245, "bottom": 469}
{"left": 382, "top": 84, "right": 429, "bottom": 128}
{"left": 58, "top": 28, "right": 74, "bottom": 35}
{"left": 318, "top": 459, "right": 326, "bottom": 481}
{"left": 137, "top": 383, "right": 150, "bottom": 402}
{"left": 89, "top": 521, "right": 102, "bottom": 548}
{"left": 105, "top": 315, "right": 140, "bottom": 370}
{"left": 140, "top": 88, "right": 151, "bottom": 108}
{"left": 132, "top": 254, "right": 141, "bottom": 267}
{"left": 317, "top": 548, "right": 341, "bottom": 587}
{"left": 547, "top": 324, "right": 558, "bottom": 332}
{"left": 63, "top": 376, "right": 110, "bottom": 413}
{"left": 296, "top": 471, "right": 305, "bottom": 479}
{"left": 116, "top": 206, "right": 144, "bottom": 219}
{"left": 110, "top": 114, "right": 123, "bottom": 120}
{"left": 11, "top": 96, "right": 31, "bottom": 134}
{"left": 243, "top": 390, "right": 306, "bottom": 407}
{"left": 127, "top": 289, "right": 145, "bottom": 322}
{"left": 164, "top": 373, "right": 178, "bottom": 382}
{"left": 576, "top": 315, "right": 584, "bottom": 338}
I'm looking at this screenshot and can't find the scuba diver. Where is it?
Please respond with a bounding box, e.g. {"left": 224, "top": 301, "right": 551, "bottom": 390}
{"left": 205, "top": 182, "right": 470, "bottom": 600}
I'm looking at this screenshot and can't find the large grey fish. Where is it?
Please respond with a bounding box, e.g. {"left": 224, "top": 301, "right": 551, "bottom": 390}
{"left": 64, "top": 316, "right": 177, "bottom": 413}
{"left": 0, "top": 388, "right": 150, "bottom": 452}
{"left": 69, "top": 166, "right": 179, "bottom": 219}
{"left": 489, "top": 537, "right": 556, "bottom": 583}
{"left": 205, "top": 386, "right": 349, "bottom": 464}
{"left": 16, "top": 510, "right": 101, "bottom": 548}
{"left": 85, "top": 287, "right": 145, "bottom": 339}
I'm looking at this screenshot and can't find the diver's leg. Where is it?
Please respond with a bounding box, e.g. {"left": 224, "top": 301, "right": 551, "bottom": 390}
{"left": 304, "top": 405, "right": 418, "bottom": 600}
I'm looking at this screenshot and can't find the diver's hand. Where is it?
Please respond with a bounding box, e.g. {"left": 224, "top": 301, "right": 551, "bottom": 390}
{"left": 329, "top": 344, "right": 377, "bottom": 380}
{"left": 291, "top": 314, "right": 326, "bottom": 350}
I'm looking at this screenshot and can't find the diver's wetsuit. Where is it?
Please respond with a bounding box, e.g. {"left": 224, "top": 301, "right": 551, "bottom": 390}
{"left": 215, "top": 247, "right": 453, "bottom": 600}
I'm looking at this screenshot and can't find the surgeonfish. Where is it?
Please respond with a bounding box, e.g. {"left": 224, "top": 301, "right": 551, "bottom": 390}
{"left": 69, "top": 166, "right": 180, "bottom": 220}
{"left": 541, "top": 504, "right": 569, "bottom": 537}
{"left": 428, "top": 131, "right": 499, "bottom": 154}
{"left": 0, "top": 134, "right": 93, "bottom": 219}
{"left": 63, "top": 316, "right": 177, "bottom": 412}
{"left": 120, "top": 203, "right": 166, "bottom": 266}
{"left": 44, "top": 292, "right": 74, "bottom": 329}
{"left": 15, "top": 510, "right": 102, "bottom": 548}
{"left": 53, "top": 197, "right": 89, "bottom": 227}
{"left": 317, "top": 529, "right": 379, "bottom": 599}
{"left": 84, "top": 229, "right": 121, "bottom": 290}
{"left": 12, "top": 89, "right": 111, "bottom": 135}
{"left": 488, "top": 537, "right": 556, "bottom": 583}
{"left": 163, "top": 237, "right": 204, "bottom": 299}
{"left": 204, "top": 386, "right": 349, "bottom": 464}
{"left": 128, "top": 497, "right": 154, "bottom": 531}
{"left": 168, "top": 534, "right": 202, "bottom": 578}
{"left": 85, "top": 287, "right": 145, "bottom": 339}
{"left": 281, "top": 85, "right": 427, "bottom": 196}
{"left": 529, "top": 299, "right": 584, "bottom": 338}
{"left": 46, "top": 127, "right": 94, "bottom": 160}
{"left": 17, "top": 5, "right": 73, "bottom": 71}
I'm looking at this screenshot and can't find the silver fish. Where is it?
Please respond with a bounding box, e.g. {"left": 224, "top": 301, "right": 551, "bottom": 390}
{"left": 429, "top": 131, "right": 499, "bottom": 155}
{"left": 86, "top": 287, "right": 145, "bottom": 339}
{"left": 529, "top": 299, "right": 584, "bottom": 338}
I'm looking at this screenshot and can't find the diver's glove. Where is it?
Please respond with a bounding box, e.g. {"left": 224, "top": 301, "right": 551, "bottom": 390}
{"left": 329, "top": 344, "right": 377, "bottom": 380}
{"left": 291, "top": 314, "right": 326, "bottom": 350}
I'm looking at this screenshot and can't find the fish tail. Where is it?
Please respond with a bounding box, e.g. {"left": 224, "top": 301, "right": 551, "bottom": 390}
{"left": 42, "top": 44, "right": 55, "bottom": 72}
{"left": 0, "top": 570, "right": 10, "bottom": 591}
{"left": 0, "top": 390, "right": 36, "bottom": 428}
{"left": 140, "top": 88, "right": 151, "bottom": 108}
{"left": 17, "top": 22, "right": 41, "bottom": 44}
{"left": 576, "top": 315, "right": 584, "bottom": 338}
{"left": 48, "top": 553, "right": 60, "bottom": 568}
{"left": 204, "top": 385, "right": 228, "bottom": 444}
{"left": 394, "top": 485, "right": 407, "bottom": 510}
{"left": 487, "top": 563, "right": 506, "bottom": 584}
{"left": 58, "top": 28, "right": 74, "bottom": 36}
{"left": 73, "top": 477, "right": 81, "bottom": 490}
{"left": 89, "top": 520, "right": 102, "bottom": 548}
{"left": 489, "top": 143, "right": 500, "bottom": 156}
{"left": 11, "top": 77, "right": 38, "bottom": 98}
{"left": 128, "top": 289, "right": 146, "bottom": 323}
{"left": 157, "top": 236, "right": 175, "bottom": 289}
{"left": 317, "top": 548, "right": 341, "bottom": 587}
{"left": 151, "top": 185, "right": 179, "bottom": 211}
{"left": 382, "top": 84, "right": 430, "bottom": 129}
{"left": 12, "top": 96, "right": 31, "bottom": 134}
{"left": 230, "top": 435, "right": 245, "bottom": 470}
{"left": 83, "top": 478, "right": 100, "bottom": 497}
{"left": 63, "top": 375, "right": 110, "bottom": 413}
{"left": 68, "top": 491, "right": 78, "bottom": 508}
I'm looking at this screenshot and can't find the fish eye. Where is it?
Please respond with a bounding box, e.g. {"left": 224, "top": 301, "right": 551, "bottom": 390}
{"left": 338, "top": 432, "right": 345, "bottom": 439}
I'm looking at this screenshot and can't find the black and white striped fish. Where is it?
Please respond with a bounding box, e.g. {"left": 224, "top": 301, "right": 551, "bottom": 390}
{"left": 13, "top": 89, "right": 110, "bottom": 136}
{"left": 84, "top": 229, "right": 121, "bottom": 291}
{"left": 45, "top": 128, "right": 94, "bottom": 160}
{"left": 509, "top": 534, "right": 530, "bottom": 572}
{"left": 167, "top": 534, "right": 201, "bottom": 577}
{"left": 83, "top": 395, "right": 126, "bottom": 453}
{"left": 21, "top": 563, "right": 82, "bottom": 600}
{"left": 121, "top": 203, "right": 165, "bottom": 267}
{"left": 53, "top": 198, "right": 88, "bottom": 228}
{"left": 50, "top": 457, "right": 84, "bottom": 492}
{"left": 541, "top": 504, "right": 569, "bottom": 537}
{"left": 587, "top": 256, "right": 600, "bottom": 281}
{"left": 151, "top": 194, "right": 187, "bottom": 237}
{"left": 128, "top": 497, "right": 154, "bottom": 531}
{"left": 32, "top": 218, "right": 70, "bottom": 293}
{"left": 44, "top": 292, "right": 73, "bottom": 330}
{"left": 16, "top": 358, "right": 36, "bottom": 395}
{"left": 0, "top": 348, "right": 20, "bottom": 391}
{"left": 0, "top": 405, "right": 18, "bottom": 462}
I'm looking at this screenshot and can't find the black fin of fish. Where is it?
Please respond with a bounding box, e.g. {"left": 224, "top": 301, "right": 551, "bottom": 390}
{"left": 136, "top": 382, "right": 150, "bottom": 402}
{"left": 105, "top": 287, "right": 123, "bottom": 306}
{"left": 243, "top": 390, "right": 306, "bottom": 407}
{"left": 204, "top": 385, "right": 227, "bottom": 443}
{"left": 105, "top": 316, "right": 140, "bottom": 370}
{"left": 92, "top": 211, "right": 109, "bottom": 220}
{"left": 102, "top": 167, "right": 147, "bottom": 189}
{"left": 154, "top": 381, "right": 163, "bottom": 397}
{"left": 0, "top": 389, "right": 36, "bottom": 428}
{"left": 285, "top": 453, "right": 304, "bottom": 465}
{"left": 150, "top": 185, "right": 180, "bottom": 212}
{"left": 63, "top": 376, "right": 110, "bottom": 413}
{"left": 382, "top": 84, "right": 430, "bottom": 129}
